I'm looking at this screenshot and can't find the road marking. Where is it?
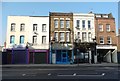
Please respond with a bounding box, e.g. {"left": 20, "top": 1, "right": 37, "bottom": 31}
{"left": 22, "top": 74, "right": 26, "bottom": 76}
{"left": 57, "top": 73, "right": 105, "bottom": 77}
{"left": 22, "top": 73, "right": 36, "bottom": 77}
{"left": 48, "top": 73, "right": 51, "bottom": 76}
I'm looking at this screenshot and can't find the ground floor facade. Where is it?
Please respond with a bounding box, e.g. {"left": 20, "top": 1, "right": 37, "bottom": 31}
{"left": 2, "top": 44, "right": 118, "bottom": 64}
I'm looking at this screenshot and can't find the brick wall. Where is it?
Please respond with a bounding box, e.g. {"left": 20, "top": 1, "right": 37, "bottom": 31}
{"left": 95, "top": 18, "right": 117, "bottom": 45}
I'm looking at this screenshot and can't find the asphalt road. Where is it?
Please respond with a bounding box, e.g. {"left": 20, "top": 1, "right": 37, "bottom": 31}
{"left": 1, "top": 66, "right": 120, "bottom": 80}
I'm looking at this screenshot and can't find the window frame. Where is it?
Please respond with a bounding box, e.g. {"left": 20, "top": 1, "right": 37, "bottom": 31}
{"left": 100, "top": 36, "right": 104, "bottom": 44}
{"left": 107, "top": 36, "right": 112, "bottom": 44}
{"left": 60, "top": 20, "right": 64, "bottom": 28}
{"left": 66, "top": 32, "right": 70, "bottom": 42}
{"left": 42, "top": 36, "right": 46, "bottom": 44}
{"left": 88, "top": 32, "right": 91, "bottom": 42}
{"left": 33, "top": 36, "right": 37, "bottom": 44}
{"left": 98, "top": 24, "right": 103, "bottom": 31}
{"left": 106, "top": 24, "right": 110, "bottom": 32}
{"left": 60, "top": 32, "right": 64, "bottom": 41}
{"left": 42, "top": 24, "right": 47, "bottom": 32}
{"left": 10, "top": 35, "right": 15, "bottom": 44}
{"left": 66, "top": 20, "right": 70, "bottom": 28}
{"left": 82, "top": 32, "right": 86, "bottom": 42}
{"left": 76, "top": 20, "right": 80, "bottom": 27}
{"left": 82, "top": 20, "right": 86, "bottom": 30}
{"left": 20, "top": 35, "right": 24, "bottom": 44}
{"left": 33, "top": 24, "right": 37, "bottom": 32}
{"left": 11, "top": 23, "right": 16, "bottom": 31}
{"left": 54, "top": 19, "right": 58, "bottom": 28}
{"left": 20, "top": 23, "right": 25, "bottom": 31}
{"left": 88, "top": 20, "right": 91, "bottom": 29}
{"left": 54, "top": 32, "right": 58, "bottom": 42}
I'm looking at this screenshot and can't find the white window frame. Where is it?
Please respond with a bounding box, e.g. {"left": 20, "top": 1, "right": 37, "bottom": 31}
{"left": 76, "top": 20, "right": 80, "bottom": 27}
{"left": 20, "top": 35, "right": 24, "bottom": 44}
{"left": 107, "top": 36, "right": 112, "bottom": 44}
{"left": 11, "top": 23, "right": 15, "bottom": 31}
{"left": 88, "top": 32, "right": 91, "bottom": 42}
{"left": 54, "top": 32, "right": 58, "bottom": 41}
{"left": 106, "top": 24, "right": 110, "bottom": 32}
{"left": 66, "top": 20, "right": 70, "bottom": 28}
{"left": 82, "top": 20, "right": 86, "bottom": 30}
{"left": 60, "top": 20, "right": 64, "bottom": 28}
{"left": 20, "top": 23, "right": 25, "bottom": 31}
{"left": 54, "top": 19, "right": 58, "bottom": 28}
{"left": 98, "top": 24, "right": 103, "bottom": 31}
{"left": 100, "top": 36, "right": 104, "bottom": 44}
{"left": 88, "top": 20, "right": 91, "bottom": 29}
{"left": 82, "top": 32, "right": 86, "bottom": 42}
{"left": 77, "top": 32, "right": 80, "bottom": 38}
{"left": 42, "top": 36, "right": 46, "bottom": 44}
{"left": 33, "top": 36, "right": 37, "bottom": 45}
{"left": 42, "top": 24, "right": 46, "bottom": 32}
{"left": 10, "top": 35, "right": 15, "bottom": 44}
{"left": 60, "top": 32, "right": 64, "bottom": 42}
{"left": 33, "top": 24, "right": 37, "bottom": 32}
{"left": 66, "top": 32, "right": 69, "bottom": 42}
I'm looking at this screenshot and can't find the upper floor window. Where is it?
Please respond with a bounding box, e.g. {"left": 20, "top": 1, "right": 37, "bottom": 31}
{"left": 103, "top": 15, "right": 108, "bottom": 18}
{"left": 98, "top": 24, "right": 103, "bottom": 31}
{"left": 20, "top": 23, "right": 25, "bottom": 31}
{"left": 76, "top": 20, "right": 80, "bottom": 27}
{"left": 88, "top": 20, "right": 91, "bottom": 29}
{"left": 42, "top": 36, "right": 46, "bottom": 44}
{"left": 60, "top": 20, "right": 64, "bottom": 28}
{"left": 77, "top": 32, "right": 80, "bottom": 38}
{"left": 33, "top": 24, "right": 37, "bottom": 32}
{"left": 54, "top": 19, "right": 58, "bottom": 28}
{"left": 66, "top": 32, "right": 70, "bottom": 42}
{"left": 10, "top": 35, "right": 15, "bottom": 44}
{"left": 54, "top": 32, "right": 58, "bottom": 42}
{"left": 33, "top": 36, "right": 37, "bottom": 44}
{"left": 82, "top": 32, "right": 86, "bottom": 42}
{"left": 106, "top": 24, "right": 110, "bottom": 32}
{"left": 11, "top": 23, "right": 15, "bottom": 31}
{"left": 107, "top": 36, "right": 112, "bottom": 44}
{"left": 96, "top": 15, "right": 101, "bottom": 18}
{"left": 88, "top": 32, "right": 91, "bottom": 42}
{"left": 66, "top": 20, "right": 70, "bottom": 28}
{"left": 100, "top": 36, "right": 104, "bottom": 44}
{"left": 20, "top": 35, "right": 24, "bottom": 44}
{"left": 82, "top": 20, "right": 85, "bottom": 29}
{"left": 60, "top": 32, "right": 64, "bottom": 41}
{"left": 42, "top": 24, "right": 46, "bottom": 32}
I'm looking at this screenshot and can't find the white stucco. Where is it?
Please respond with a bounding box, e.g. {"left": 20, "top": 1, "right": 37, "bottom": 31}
{"left": 73, "top": 13, "right": 95, "bottom": 42}
{"left": 6, "top": 16, "right": 49, "bottom": 49}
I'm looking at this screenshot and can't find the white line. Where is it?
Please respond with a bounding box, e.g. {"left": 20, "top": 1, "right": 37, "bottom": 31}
{"left": 57, "top": 73, "right": 105, "bottom": 77}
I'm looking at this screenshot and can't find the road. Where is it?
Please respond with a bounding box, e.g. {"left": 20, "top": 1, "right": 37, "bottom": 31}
{"left": 1, "top": 65, "right": 120, "bottom": 80}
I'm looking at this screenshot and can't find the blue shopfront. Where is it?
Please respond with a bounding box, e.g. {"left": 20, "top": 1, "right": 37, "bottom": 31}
{"left": 50, "top": 43, "right": 74, "bottom": 64}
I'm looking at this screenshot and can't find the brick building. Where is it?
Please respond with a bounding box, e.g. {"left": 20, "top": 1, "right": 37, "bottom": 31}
{"left": 95, "top": 13, "right": 117, "bottom": 63}
{"left": 49, "top": 12, "right": 74, "bottom": 64}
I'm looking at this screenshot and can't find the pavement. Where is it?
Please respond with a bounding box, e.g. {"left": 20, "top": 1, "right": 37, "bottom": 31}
{"left": 1, "top": 63, "right": 120, "bottom": 68}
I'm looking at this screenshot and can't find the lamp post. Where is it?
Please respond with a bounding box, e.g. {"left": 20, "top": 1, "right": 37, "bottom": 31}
{"left": 68, "top": 28, "right": 74, "bottom": 64}
{"left": 93, "top": 36, "right": 97, "bottom": 64}
{"left": 75, "top": 37, "right": 81, "bottom": 65}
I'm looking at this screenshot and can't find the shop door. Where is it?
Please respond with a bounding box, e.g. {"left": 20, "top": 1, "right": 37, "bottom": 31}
{"left": 61, "top": 50, "right": 68, "bottom": 63}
